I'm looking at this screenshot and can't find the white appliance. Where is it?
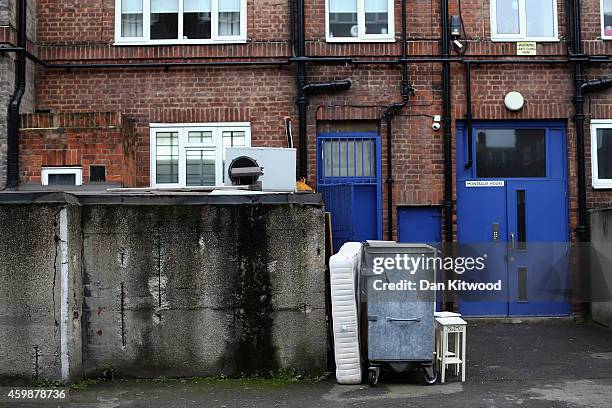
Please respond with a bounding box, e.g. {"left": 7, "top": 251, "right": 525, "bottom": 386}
{"left": 224, "top": 147, "right": 296, "bottom": 192}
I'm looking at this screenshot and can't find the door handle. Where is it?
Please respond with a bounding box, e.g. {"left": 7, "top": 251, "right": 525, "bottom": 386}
{"left": 510, "top": 233, "right": 516, "bottom": 251}
{"left": 387, "top": 317, "right": 421, "bottom": 322}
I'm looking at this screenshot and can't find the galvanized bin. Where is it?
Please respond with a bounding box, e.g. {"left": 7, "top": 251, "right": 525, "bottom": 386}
{"left": 360, "top": 241, "right": 437, "bottom": 385}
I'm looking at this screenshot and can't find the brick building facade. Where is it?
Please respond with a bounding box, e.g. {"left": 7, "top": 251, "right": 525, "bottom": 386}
{"left": 1, "top": 0, "right": 612, "bottom": 315}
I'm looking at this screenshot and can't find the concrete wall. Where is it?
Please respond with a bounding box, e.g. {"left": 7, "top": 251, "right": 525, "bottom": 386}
{"left": 590, "top": 209, "right": 612, "bottom": 328}
{"left": 0, "top": 197, "right": 82, "bottom": 383}
{"left": 0, "top": 193, "right": 326, "bottom": 383}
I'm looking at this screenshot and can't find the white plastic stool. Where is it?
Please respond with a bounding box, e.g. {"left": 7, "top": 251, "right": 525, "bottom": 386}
{"left": 435, "top": 316, "right": 467, "bottom": 383}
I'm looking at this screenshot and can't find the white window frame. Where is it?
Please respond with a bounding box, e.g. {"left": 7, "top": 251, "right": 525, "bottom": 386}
{"left": 591, "top": 120, "right": 612, "bottom": 189}
{"left": 41, "top": 167, "right": 83, "bottom": 186}
{"left": 114, "top": 0, "right": 247, "bottom": 45}
{"left": 602, "top": 0, "right": 612, "bottom": 40}
{"left": 325, "top": 0, "right": 395, "bottom": 43}
{"left": 490, "top": 0, "right": 559, "bottom": 42}
{"left": 150, "top": 123, "right": 251, "bottom": 188}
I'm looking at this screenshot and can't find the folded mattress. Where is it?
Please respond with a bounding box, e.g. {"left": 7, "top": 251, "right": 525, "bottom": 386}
{"left": 329, "top": 242, "right": 363, "bottom": 385}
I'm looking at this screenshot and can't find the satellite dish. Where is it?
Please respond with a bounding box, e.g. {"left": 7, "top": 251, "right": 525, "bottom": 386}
{"left": 350, "top": 25, "right": 358, "bottom": 37}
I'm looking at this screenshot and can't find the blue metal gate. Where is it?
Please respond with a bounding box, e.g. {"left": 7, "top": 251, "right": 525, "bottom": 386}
{"left": 317, "top": 132, "right": 382, "bottom": 251}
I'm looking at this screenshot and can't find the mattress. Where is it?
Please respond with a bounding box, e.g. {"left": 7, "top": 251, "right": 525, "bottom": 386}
{"left": 329, "top": 242, "right": 363, "bottom": 385}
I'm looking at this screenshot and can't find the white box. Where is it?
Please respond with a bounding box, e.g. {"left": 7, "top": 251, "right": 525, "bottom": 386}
{"left": 224, "top": 147, "right": 296, "bottom": 192}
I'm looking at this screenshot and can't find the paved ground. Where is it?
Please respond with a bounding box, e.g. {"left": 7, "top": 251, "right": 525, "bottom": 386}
{"left": 4, "top": 321, "right": 612, "bottom": 408}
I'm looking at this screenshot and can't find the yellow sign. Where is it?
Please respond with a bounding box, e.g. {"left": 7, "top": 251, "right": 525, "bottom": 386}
{"left": 516, "top": 42, "right": 537, "bottom": 56}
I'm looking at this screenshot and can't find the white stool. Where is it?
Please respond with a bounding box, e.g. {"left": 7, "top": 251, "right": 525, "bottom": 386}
{"left": 435, "top": 316, "right": 467, "bottom": 383}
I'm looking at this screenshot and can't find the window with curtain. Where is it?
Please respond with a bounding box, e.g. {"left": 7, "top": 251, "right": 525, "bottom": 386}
{"left": 591, "top": 121, "right": 612, "bottom": 188}
{"left": 219, "top": 0, "right": 241, "bottom": 36}
{"left": 603, "top": 0, "right": 612, "bottom": 38}
{"left": 121, "top": 0, "right": 144, "bottom": 38}
{"left": 327, "top": 0, "right": 393, "bottom": 41}
{"left": 115, "top": 0, "right": 246, "bottom": 43}
{"left": 151, "top": 125, "right": 251, "bottom": 187}
{"left": 491, "top": 0, "right": 558, "bottom": 41}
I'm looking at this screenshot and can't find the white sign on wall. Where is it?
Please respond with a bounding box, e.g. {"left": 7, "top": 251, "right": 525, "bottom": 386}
{"left": 465, "top": 181, "right": 505, "bottom": 188}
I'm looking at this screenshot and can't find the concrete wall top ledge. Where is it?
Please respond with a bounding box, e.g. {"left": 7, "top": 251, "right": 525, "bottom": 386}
{"left": 0, "top": 191, "right": 323, "bottom": 206}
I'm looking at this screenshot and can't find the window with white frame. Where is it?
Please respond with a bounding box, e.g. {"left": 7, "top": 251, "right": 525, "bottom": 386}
{"left": 326, "top": 0, "right": 394, "bottom": 42}
{"left": 150, "top": 124, "right": 251, "bottom": 187}
{"left": 490, "top": 0, "right": 558, "bottom": 41}
{"left": 603, "top": 0, "right": 612, "bottom": 39}
{"left": 591, "top": 120, "right": 612, "bottom": 189}
{"left": 41, "top": 167, "right": 83, "bottom": 186}
{"left": 115, "top": 0, "right": 247, "bottom": 45}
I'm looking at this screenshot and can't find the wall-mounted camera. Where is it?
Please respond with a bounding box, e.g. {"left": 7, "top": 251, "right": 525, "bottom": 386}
{"left": 432, "top": 115, "right": 441, "bottom": 131}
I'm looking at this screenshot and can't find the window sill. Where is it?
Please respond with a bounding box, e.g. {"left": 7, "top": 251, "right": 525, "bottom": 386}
{"left": 490, "top": 37, "right": 560, "bottom": 43}
{"left": 325, "top": 37, "right": 396, "bottom": 43}
{"left": 592, "top": 182, "right": 612, "bottom": 189}
{"left": 114, "top": 39, "right": 248, "bottom": 46}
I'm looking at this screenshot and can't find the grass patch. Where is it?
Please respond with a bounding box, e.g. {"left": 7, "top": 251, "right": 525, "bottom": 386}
{"left": 138, "top": 370, "right": 329, "bottom": 389}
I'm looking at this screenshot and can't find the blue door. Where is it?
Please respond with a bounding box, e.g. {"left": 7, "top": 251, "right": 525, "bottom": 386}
{"left": 317, "top": 133, "right": 382, "bottom": 251}
{"left": 398, "top": 206, "right": 443, "bottom": 311}
{"left": 456, "top": 122, "right": 571, "bottom": 317}
{"left": 398, "top": 207, "right": 441, "bottom": 244}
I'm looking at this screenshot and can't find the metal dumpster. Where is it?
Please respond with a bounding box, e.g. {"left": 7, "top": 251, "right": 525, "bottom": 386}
{"left": 360, "top": 241, "right": 437, "bottom": 386}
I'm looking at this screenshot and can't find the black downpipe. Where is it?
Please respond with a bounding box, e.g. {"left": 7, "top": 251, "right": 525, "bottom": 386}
{"left": 6, "top": 0, "right": 27, "bottom": 189}
{"left": 384, "top": 0, "right": 411, "bottom": 241}
{"left": 571, "top": 0, "right": 589, "bottom": 244}
{"left": 295, "top": 0, "right": 308, "bottom": 180}
{"left": 464, "top": 62, "right": 473, "bottom": 169}
{"left": 442, "top": 0, "right": 453, "bottom": 243}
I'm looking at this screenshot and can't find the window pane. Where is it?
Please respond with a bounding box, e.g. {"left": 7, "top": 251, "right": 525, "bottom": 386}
{"left": 186, "top": 150, "right": 216, "bottom": 186}
{"left": 121, "top": 0, "right": 143, "bottom": 37}
{"left": 219, "top": 0, "right": 241, "bottom": 36}
{"left": 597, "top": 128, "right": 612, "bottom": 180}
{"left": 222, "top": 131, "right": 246, "bottom": 155}
{"left": 322, "top": 139, "right": 375, "bottom": 178}
{"left": 365, "top": 0, "right": 389, "bottom": 35}
{"left": 526, "top": 0, "right": 555, "bottom": 38}
{"left": 496, "top": 0, "right": 520, "bottom": 35}
{"left": 604, "top": 0, "right": 612, "bottom": 36}
{"left": 188, "top": 130, "right": 213, "bottom": 144}
{"left": 151, "top": 0, "right": 179, "bottom": 39}
{"left": 329, "top": 0, "right": 358, "bottom": 38}
{"left": 48, "top": 174, "right": 77, "bottom": 186}
{"left": 476, "top": 129, "right": 547, "bottom": 178}
{"left": 156, "top": 132, "right": 179, "bottom": 183}
{"left": 184, "top": 0, "right": 211, "bottom": 39}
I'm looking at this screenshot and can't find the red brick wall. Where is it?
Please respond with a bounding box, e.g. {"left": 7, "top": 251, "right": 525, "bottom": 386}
{"left": 29, "top": 0, "right": 612, "bottom": 241}
{"left": 19, "top": 112, "right": 137, "bottom": 186}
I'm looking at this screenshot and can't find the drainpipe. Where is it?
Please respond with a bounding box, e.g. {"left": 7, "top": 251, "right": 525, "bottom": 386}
{"left": 6, "top": 0, "right": 27, "bottom": 189}
{"left": 440, "top": 0, "right": 453, "bottom": 242}
{"left": 295, "top": 0, "right": 308, "bottom": 180}
{"left": 571, "top": 0, "right": 589, "bottom": 244}
{"left": 441, "top": 0, "right": 454, "bottom": 312}
{"left": 441, "top": 0, "right": 453, "bottom": 243}
{"left": 384, "top": 0, "right": 413, "bottom": 241}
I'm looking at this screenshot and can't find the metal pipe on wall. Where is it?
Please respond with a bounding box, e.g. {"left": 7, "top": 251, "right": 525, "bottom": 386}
{"left": 6, "top": 0, "right": 27, "bottom": 189}
{"left": 295, "top": 0, "right": 309, "bottom": 180}
{"left": 441, "top": 0, "right": 453, "bottom": 244}
{"left": 570, "top": 0, "right": 589, "bottom": 244}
